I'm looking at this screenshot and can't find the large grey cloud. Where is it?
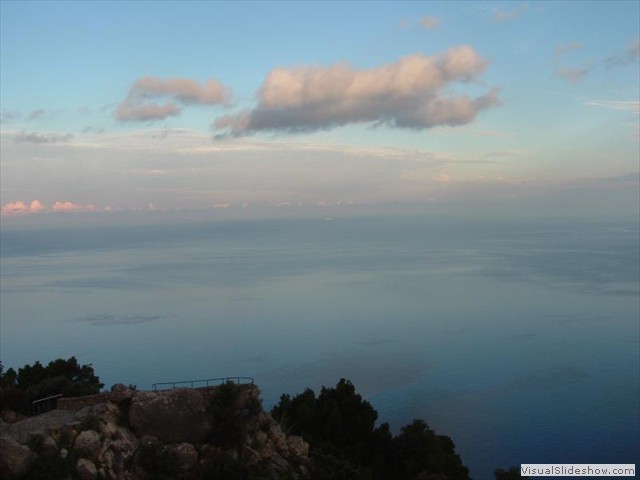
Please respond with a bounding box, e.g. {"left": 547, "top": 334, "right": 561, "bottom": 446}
{"left": 116, "top": 76, "right": 231, "bottom": 122}
{"left": 213, "top": 45, "right": 501, "bottom": 136}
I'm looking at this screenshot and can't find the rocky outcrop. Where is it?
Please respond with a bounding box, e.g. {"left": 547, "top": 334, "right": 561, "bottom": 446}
{"left": 0, "top": 383, "right": 310, "bottom": 480}
{"left": 0, "top": 435, "right": 35, "bottom": 479}
{"left": 128, "top": 388, "right": 213, "bottom": 443}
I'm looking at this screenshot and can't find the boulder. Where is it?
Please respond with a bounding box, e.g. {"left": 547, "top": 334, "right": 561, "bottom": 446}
{"left": 1, "top": 409, "right": 26, "bottom": 424}
{"left": 109, "top": 384, "right": 136, "bottom": 405}
{"left": 287, "top": 435, "right": 309, "bottom": 460}
{"left": 170, "top": 442, "right": 198, "bottom": 472}
{"left": 40, "top": 434, "right": 58, "bottom": 457}
{"left": 0, "top": 435, "right": 35, "bottom": 479}
{"left": 74, "top": 429, "right": 102, "bottom": 460}
{"left": 75, "top": 458, "right": 98, "bottom": 480}
{"left": 128, "top": 389, "right": 213, "bottom": 443}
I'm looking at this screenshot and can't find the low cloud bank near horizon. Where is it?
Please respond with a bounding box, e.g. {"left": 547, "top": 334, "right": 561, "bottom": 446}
{"left": 213, "top": 45, "right": 501, "bottom": 136}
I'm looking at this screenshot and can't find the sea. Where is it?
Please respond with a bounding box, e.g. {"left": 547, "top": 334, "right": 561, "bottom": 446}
{"left": 1, "top": 212, "right": 638, "bottom": 478}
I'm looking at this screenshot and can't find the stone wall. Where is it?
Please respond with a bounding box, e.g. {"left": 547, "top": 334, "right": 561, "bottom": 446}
{"left": 57, "top": 392, "right": 111, "bottom": 411}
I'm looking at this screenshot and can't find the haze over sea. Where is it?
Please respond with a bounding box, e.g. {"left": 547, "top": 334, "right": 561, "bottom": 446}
{"left": 1, "top": 211, "right": 638, "bottom": 478}
{"left": 2, "top": 1, "right": 640, "bottom": 478}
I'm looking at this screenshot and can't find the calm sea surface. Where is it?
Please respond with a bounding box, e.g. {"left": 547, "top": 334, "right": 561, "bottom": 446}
{"left": 1, "top": 214, "right": 638, "bottom": 478}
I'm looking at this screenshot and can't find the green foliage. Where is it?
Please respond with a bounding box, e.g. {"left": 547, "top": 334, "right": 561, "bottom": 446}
{"left": 272, "top": 378, "right": 471, "bottom": 480}
{"left": 0, "top": 356, "right": 103, "bottom": 415}
{"left": 201, "top": 451, "right": 275, "bottom": 480}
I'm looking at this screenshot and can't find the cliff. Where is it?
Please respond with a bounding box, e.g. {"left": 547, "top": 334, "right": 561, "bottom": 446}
{"left": 0, "top": 383, "right": 310, "bottom": 480}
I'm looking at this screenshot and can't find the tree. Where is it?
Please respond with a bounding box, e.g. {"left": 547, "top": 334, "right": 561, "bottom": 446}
{"left": 272, "top": 378, "right": 470, "bottom": 480}
{"left": 494, "top": 467, "right": 529, "bottom": 480}
{"left": 0, "top": 357, "right": 103, "bottom": 414}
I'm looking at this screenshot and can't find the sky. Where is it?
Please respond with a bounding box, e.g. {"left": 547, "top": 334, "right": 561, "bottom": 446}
{"left": 1, "top": 1, "right": 638, "bottom": 219}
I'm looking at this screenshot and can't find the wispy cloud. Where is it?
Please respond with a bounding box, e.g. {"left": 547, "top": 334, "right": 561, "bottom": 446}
{"left": 27, "top": 109, "right": 47, "bottom": 121}
{"left": 605, "top": 37, "right": 640, "bottom": 67}
{"left": 554, "top": 66, "right": 591, "bottom": 84}
{"left": 482, "top": 150, "right": 528, "bottom": 159}
{"left": 492, "top": 4, "right": 528, "bottom": 23}
{"left": 553, "top": 42, "right": 591, "bottom": 84}
{"left": 14, "top": 130, "right": 73, "bottom": 144}
{"left": 0, "top": 110, "right": 21, "bottom": 123}
{"left": 555, "top": 42, "right": 583, "bottom": 57}
{"left": 79, "top": 314, "right": 171, "bottom": 326}
{"left": 213, "top": 45, "right": 500, "bottom": 136}
{"left": 115, "top": 76, "right": 231, "bottom": 122}
{"left": 419, "top": 15, "right": 441, "bottom": 30}
{"left": 583, "top": 100, "right": 639, "bottom": 113}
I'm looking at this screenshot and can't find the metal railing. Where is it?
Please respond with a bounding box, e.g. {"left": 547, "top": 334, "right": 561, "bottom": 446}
{"left": 31, "top": 393, "right": 63, "bottom": 415}
{"left": 151, "top": 376, "right": 254, "bottom": 391}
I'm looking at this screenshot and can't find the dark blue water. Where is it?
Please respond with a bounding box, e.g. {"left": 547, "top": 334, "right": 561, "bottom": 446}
{"left": 1, "top": 214, "right": 638, "bottom": 478}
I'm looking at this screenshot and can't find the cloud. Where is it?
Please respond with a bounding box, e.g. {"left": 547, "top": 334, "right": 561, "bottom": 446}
{"left": 27, "top": 109, "right": 47, "bottom": 121}
{"left": 605, "top": 37, "right": 640, "bottom": 67}
{"left": 554, "top": 66, "right": 590, "bottom": 84}
{"left": 52, "top": 201, "right": 97, "bottom": 213}
{"left": 1, "top": 200, "right": 48, "bottom": 216}
{"left": 129, "top": 76, "right": 230, "bottom": 105}
{"left": 482, "top": 150, "right": 528, "bottom": 159}
{"left": 115, "top": 76, "right": 231, "bottom": 122}
{"left": 419, "top": 15, "right": 440, "bottom": 30}
{"left": 492, "top": 4, "right": 528, "bottom": 22}
{"left": 583, "top": 100, "right": 639, "bottom": 113}
{"left": 14, "top": 130, "right": 74, "bottom": 144}
{"left": 1, "top": 110, "right": 21, "bottom": 123}
{"left": 555, "top": 42, "right": 583, "bottom": 57}
{"left": 79, "top": 314, "right": 169, "bottom": 326}
{"left": 82, "top": 125, "right": 106, "bottom": 134}
{"left": 553, "top": 42, "right": 591, "bottom": 84}
{"left": 115, "top": 101, "right": 181, "bottom": 122}
{"left": 213, "top": 45, "right": 500, "bottom": 136}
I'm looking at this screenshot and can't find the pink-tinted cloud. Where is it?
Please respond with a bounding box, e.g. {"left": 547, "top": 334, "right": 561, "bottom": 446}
{"left": 213, "top": 45, "right": 500, "bottom": 136}
{"left": 52, "top": 201, "right": 96, "bottom": 213}
{"left": 115, "top": 101, "right": 181, "bottom": 122}
{"left": 115, "top": 76, "right": 231, "bottom": 122}
{"left": 1, "top": 200, "right": 49, "bottom": 216}
{"left": 130, "top": 77, "right": 230, "bottom": 105}
{"left": 1, "top": 201, "right": 28, "bottom": 215}
{"left": 554, "top": 66, "right": 590, "bottom": 84}
{"left": 419, "top": 16, "right": 440, "bottom": 30}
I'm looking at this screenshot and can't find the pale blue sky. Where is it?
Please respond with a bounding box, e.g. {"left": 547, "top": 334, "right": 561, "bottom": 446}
{"left": 1, "top": 1, "right": 638, "bottom": 217}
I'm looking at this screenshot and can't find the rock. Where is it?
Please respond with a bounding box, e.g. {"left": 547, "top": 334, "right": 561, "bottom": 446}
{"left": 1, "top": 409, "right": 26, "bottom": 424}
{"left": 73, "top": 429, "right": 102, "bottom": 460}
{"left": 0, "top": 435, "right": 35, "bottom": 480}
{"left": 170, "top": 442, "right": 198, "bottom": 472}
{"left": 76, "top": 458, "right": 98, "bottom": 480}
{"left": 40, "top": 434, "right": 58, "bottom": 456}
{"left": 269, "top": 427, "right": 289, "bottom": 457}
{"left": 59, "top": 448, "right": 68, "bottom": 458}
{"left": 98, "top": 429, "right": 138, "bottom": 478}
{"left": 287, "top": 435, "right": 309, "bottom": 460}
{"left": 128, "top": 389, "right": 213, "bottom": 443}
{"left": 109, "top": 384, "right": 135, "bottom": 405}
